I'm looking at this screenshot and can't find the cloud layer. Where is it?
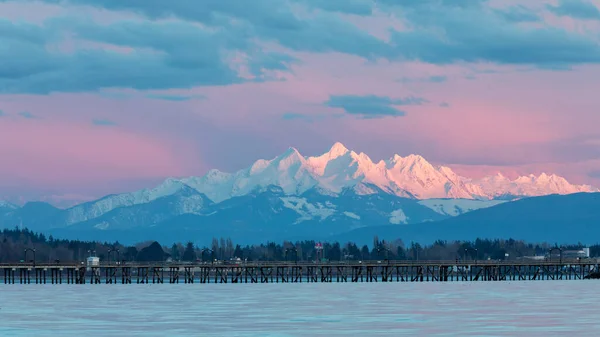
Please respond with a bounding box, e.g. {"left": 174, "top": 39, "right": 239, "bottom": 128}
{"left": 2, "top": 0, "right": 600, "bottom": 94}
{"left": 325, "top": 95, "right": 427, "bottom": 118}
{"left": 2, "top": 0, "right": 600, "bottom": 203}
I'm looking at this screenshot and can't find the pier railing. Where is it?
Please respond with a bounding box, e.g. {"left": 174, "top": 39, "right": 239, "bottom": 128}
{"left": 2, "top": 259, "right": 599, "bottom": 284}
{"left": 0, "top": 258, "right": 593, "bottom": 268}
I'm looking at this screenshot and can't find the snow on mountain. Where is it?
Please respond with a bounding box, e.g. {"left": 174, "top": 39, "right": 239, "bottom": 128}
{"left": 0, "top": 201, "right": 18, "bottom": 217}
{"left": 389, "top": 209, "right": 409, "bottom": 224}
{"left": 67, "top": 186, "right": 214, "bottom": 231}
{"left": 0, "top": 201, "right": 18, "bottom": 210}
{"left": 46, "top": 185, "right": 449, "bottom": 244}
{"left": 384, "top": 154, "right": 474, "bottom": 199}
{"left": 418, "top": 199, "right": 507, "bottom": 217}
{"left": 183, "top": 147, "right": 319, "bottom": 203}
{"left": 281, "top": 196, "right": 336, "bottom": 223}
{"left": 64, "top": 178, "right": 197, "bottom": 225}
{"left": 470, "top": 172, "right": 594, "bottom": 199}
{"left": 175, "top": 142, "right": 597, "bottom": 203}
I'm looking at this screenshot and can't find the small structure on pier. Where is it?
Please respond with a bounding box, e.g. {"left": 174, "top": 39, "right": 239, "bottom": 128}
{"left": 87, "top": 256, "right": 100, "bottom": 267}
{"left": 86, "top": 256, "right": 100, "bottom": 272}
{"left": 563, "top": 249, "right": 590, "bottom": 259}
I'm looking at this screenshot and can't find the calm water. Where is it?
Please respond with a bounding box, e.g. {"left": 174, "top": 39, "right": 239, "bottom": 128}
{"left": 1, "top": 281, "right": 599, "bottom": 336}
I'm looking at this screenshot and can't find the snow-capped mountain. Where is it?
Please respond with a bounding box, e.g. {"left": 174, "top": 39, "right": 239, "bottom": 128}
{"left": 63, "top": 178, "right": 194, "bottom": 225}
{"left": 1, "top": 142, "right": 596, "bottom": 236}
{"left": 470, "top": 172, "right": 590, "bottom": 199}
{"left": 179, "top": 142, "right": 596, "bottom": 203}
{"left": 28, "top": 142, "right": 594, "bottom": 226}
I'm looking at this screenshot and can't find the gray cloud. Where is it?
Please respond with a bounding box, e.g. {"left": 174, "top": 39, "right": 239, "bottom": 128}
{"left": 18, "top": 111, "right": 37, "bottom": 119}
{"left": 282, "top": 112, "right": 311, "bottom": 121}
{"left": 388, "top": 3, "right": 600, "bottom": 67}
{"left": 496, "top": 5, "right": 541, "bottom": 22}
{"left": 0, "top": 15, "right": 302, "bottom": 94}
{"left": 3, "top": 0, "right": 600, "bottom": 95}
{"left": 0, "top": 110, "right": 4, "bottom": 117}
{"left": 547, "top": 0, "right": 600, "bottom": 20}
{"left": 282, "top": 112, "right": 334, "bottom": 123}
{"left": 83, "top": 0, "right": 600, "bottom": 67}
{"left": 298, "top": 0, "right": 374, "bottom": 15}
{"left": 428, "top": 75, "right": 448, "bottom": 83}
{"left": 247, "top": 52, "right": 300, "bottom": 78}
{"left": 36, "top": 0, "right": 390, "bottom": 59}
{"left": 375, "top": 0, "right": 489, "bottom": 9}
{"left": 439, "top": 102, "right": 450, "bottom": 108}
{"left": 398, "top": 75, "right": 448, "bottom": 83}
{"left": 588, "top": 170, "right": 600, "bottom": 179}
{"left": 92, "top": 119, "right": 116, "bottom": 126}
{"left": 145, "top": 93, "right": 206, "bottom": 101}
{"left": 0, "top": 18, "right": 245, "bottom": 94}
{"left": 325, "top": 95, "right": 427, "bottom": 118}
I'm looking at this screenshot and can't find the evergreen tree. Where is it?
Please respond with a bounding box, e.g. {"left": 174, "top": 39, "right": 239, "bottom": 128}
{"left": 182, "top": 242, "right": 196, "bottom": 261}
{"left": 137, "top": 242, "right": 166, "bottom": 262}
{"left": 233, "top": 244, "right": 243, "bottom": 259}
{"left": 330, "top": 242, "right": 342, "bottom": 261}
{"left": 361, "top": 245, "right": 370, "bottom": 260}
{"left": 170, "top": 243, "right": 180, "bottom": 261}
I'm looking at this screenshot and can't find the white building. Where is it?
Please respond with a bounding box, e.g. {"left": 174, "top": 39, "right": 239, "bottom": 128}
{"left": 562, "top": 249, "right": 590, "bottom": 259}
{"left": 87, "top": 256, "right": 100, "bottom": 267}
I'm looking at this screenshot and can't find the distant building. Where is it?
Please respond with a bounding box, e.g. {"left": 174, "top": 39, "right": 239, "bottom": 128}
{"left": 561, "top": 249, "right": 590, "bottom": 259}
{"left": 86, "top": 256, "right": 100, "bottom": 272}
{"left": 87, "top": 256, "right": 100, "bottom": 267}
{"left": 583, "top": 247, "right": 591, "bottom": 257}
{"left": 520, "top": 255, "right": 545, "bottom": 261}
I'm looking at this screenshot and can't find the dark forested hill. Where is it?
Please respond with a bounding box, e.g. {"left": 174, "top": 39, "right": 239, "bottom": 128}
{"left": 331, "top": 193, "right": 600, "bottom": 245}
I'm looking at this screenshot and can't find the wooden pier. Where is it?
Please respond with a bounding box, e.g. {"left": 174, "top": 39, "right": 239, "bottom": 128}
{"left": 1, "top": 260, "right": 599, "bottom": 284}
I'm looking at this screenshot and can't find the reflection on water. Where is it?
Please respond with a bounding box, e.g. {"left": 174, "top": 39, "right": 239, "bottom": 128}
{"left": 1, "top": 281, "right": 599, "bottom": 336}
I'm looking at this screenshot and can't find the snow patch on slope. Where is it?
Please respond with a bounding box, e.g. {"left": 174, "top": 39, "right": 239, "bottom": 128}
{"left": 94, "top": 222, "right": 110, "bottom": 230}
{"left": 280, "top": 197, "right": 336, "bottom": 223}
{"left": 418, "top": 199, "right": 507, "bottom": 216}
{"left": 0, "top": 201, "right": 18, "bottom": 210}
{"left": 343, "top": 211, "right": 360, "bottom": 220}
{"left": 389, "top": 209, "right": 409, "bottom": 224}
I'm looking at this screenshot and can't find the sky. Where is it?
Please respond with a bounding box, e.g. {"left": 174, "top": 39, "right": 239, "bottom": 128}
{"left": 2, "top": 0, "right": 600, "bottom": 206}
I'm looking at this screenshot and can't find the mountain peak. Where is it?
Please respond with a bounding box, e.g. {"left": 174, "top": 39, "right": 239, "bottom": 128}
{"left": 329, "top": 142, "right": 349, "bottom": 157}
{"left": 405, "top": 154, "right": 426, "bottom": 162}
{"left": 276, "top": 147, "right": 304, "bottom": 165}
{"left": 387, "top": 153, "right": 431, "bottom": 171}
{"left": 283, "top": 146, "right": 300, "bottom": 155}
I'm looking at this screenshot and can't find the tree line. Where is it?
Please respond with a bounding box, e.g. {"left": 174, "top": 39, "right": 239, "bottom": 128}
{"left": 0, "top": 227, "right": 597, "bottom": 263}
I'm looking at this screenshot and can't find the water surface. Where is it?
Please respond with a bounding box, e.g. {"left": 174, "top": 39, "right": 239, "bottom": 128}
{"left": 1, "top": 281, "right": 598, "bottom": 336}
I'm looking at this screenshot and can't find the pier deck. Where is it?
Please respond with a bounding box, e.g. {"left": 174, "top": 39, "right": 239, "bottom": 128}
{"left": 1, "top": 260, "right": 598, "bottom": 284}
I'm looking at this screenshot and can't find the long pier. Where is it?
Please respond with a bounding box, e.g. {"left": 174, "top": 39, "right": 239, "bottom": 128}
{"left": 1, "top": 260, "right": 599, "bottom": 284}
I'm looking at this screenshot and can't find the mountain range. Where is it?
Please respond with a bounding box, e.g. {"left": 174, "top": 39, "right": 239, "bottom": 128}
{"left": 147, "top": 142, "right": 596, "bottom": 203}
{"left": 0, "top": 142, "right": 598, "bottom": 245}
